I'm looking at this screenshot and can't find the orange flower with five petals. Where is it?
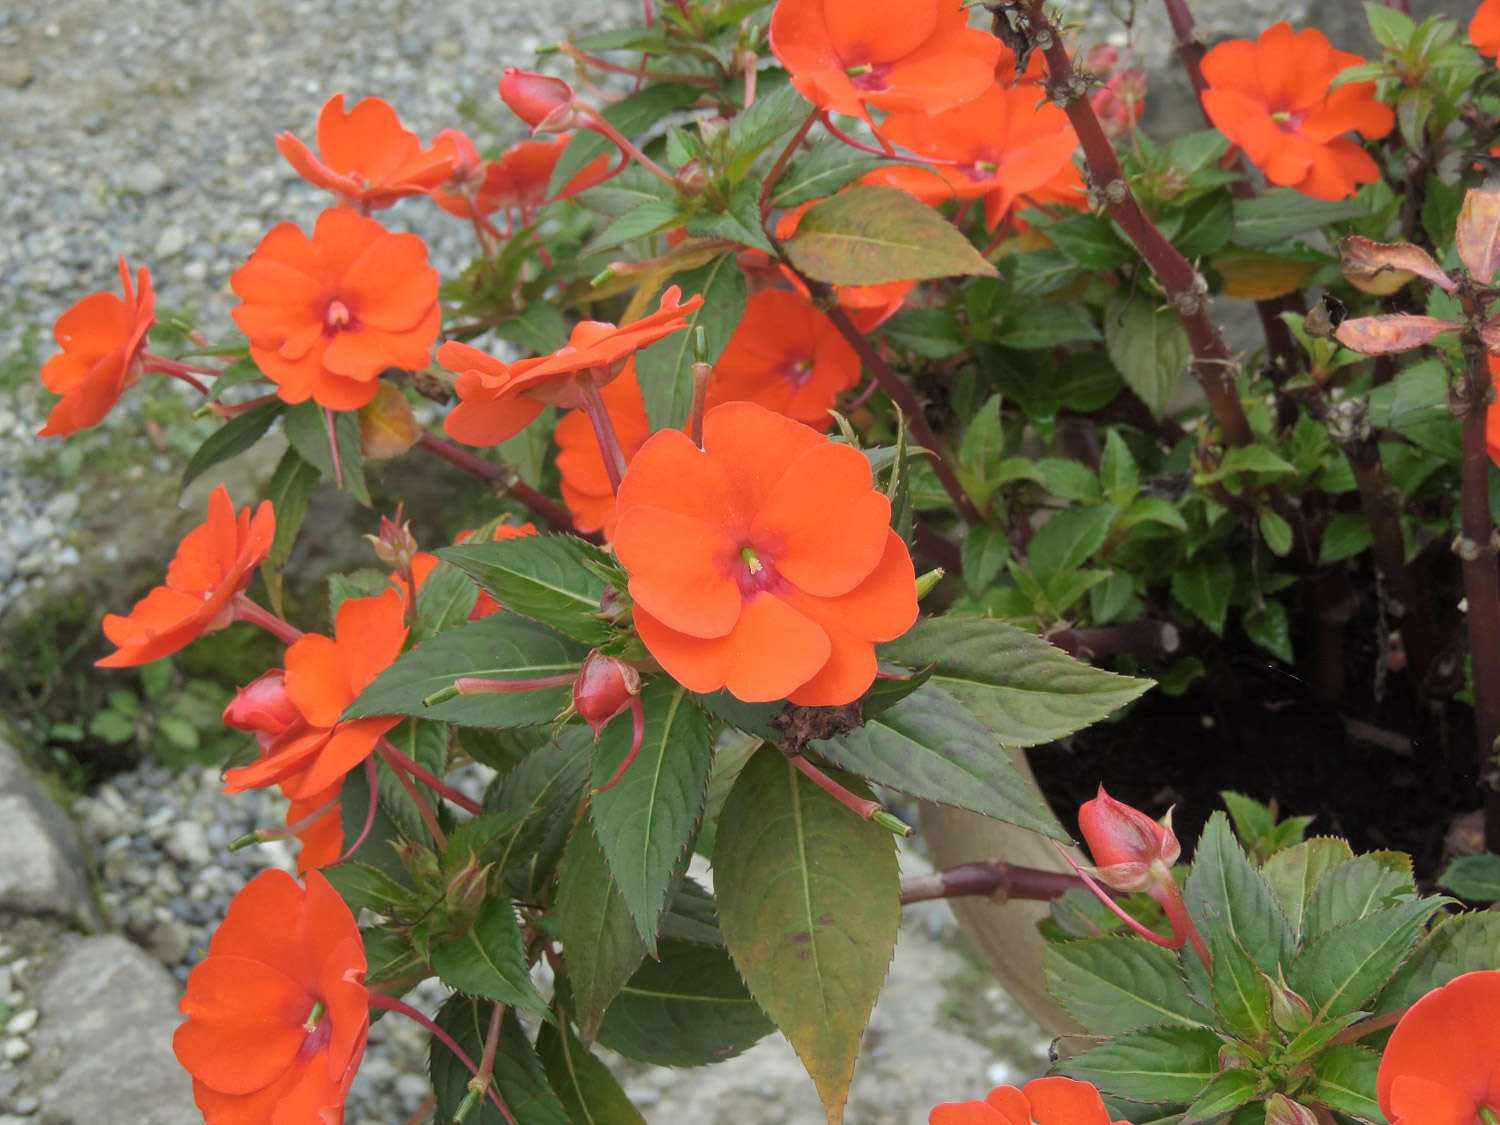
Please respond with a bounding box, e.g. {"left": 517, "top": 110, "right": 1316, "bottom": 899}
{"left": 769, "top": 0, "right": 1001, "bottom": 123}
{"left": 613, "top": 401, "right": 918, "bottom": 705}
{"left": 440, "top": 286, "right": 703, "bottom": 446}
{"left": 705, "top": 288, "right": 861, "bottom": 430}
{"left": 1473, "top": 0, "right": 1500, "bottom": 62}
{"left": 98, "top": 485, "right": 274, "bottom": 668}
{"left": 276, "top": 93, "right": 458, "bottom": 211}
{"left": 222, "top": 588, "right": 408, "bottom": 801}
{"left": 1200, "top": 22, "right": 1394, "bottom": 201}
{"left": 38, "top": 257, "right": 156, "bottom": 438}
{"left": 232, "top": 207, "right": 441, "bottom": 411}
{"left": 174, "top": 868, "right": 367, "bottom": 1124}
{"left": 555, "top": 362, "right": 653, "bottom": 538}
{"left": 930, "top": 1076, "right": 1127, "bottom": 1125}
{"left": 1376, "top": 969, "right": 1500, "bottom": 1125}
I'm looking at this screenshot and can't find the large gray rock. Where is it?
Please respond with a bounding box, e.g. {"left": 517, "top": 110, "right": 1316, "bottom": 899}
{"left": 0, "top": 740, "right": 99, "bottom": 930}
{"left": 31, "top": 935, "right": 197, "bottom": 1125}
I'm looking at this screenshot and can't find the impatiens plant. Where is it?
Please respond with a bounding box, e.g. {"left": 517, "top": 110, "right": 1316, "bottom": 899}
{"left": 30, "top": 0, "right": 1500, "bottom": 1119}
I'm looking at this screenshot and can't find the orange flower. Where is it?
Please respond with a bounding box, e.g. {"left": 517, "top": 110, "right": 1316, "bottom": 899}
{"left": 1376, "top": 970, "right": 1500, "bottom": 1124}
{"left": 440, "top": 286, "right": 703, "bottom": 446}
{"left": 930, "top": 1077, "right": 1126, "bottom": 1125}
{"left": 613, "top": 401, "right": 917, "bottom": 705}
{"left": 705, "top": 288, "right": 861, "bottom": 430}
{"left": 174, "top": 868, "right": 367, "bottom": 1123}
{"left": 38, "top": 257, "right": 156, "bottom": 438}
{"left": 232, "top": 207, "right": 441, "bottom": 411}
{"left": 1200, "top": 22, "right": 1394, "bottom": 201}
{"left": 555, "top": 362, "right": 652, "bottom": 538}
{"left": 1473, "top": 0, "right": 1500, "bottom": 62}
{"left": 430, "top": 134, "right": 611, "bottom": 218}
{"left": 223, "top": 589, "right": 408, "bottom": 800}
{"left": 769, "top": 0, "right": 1001, "bottom": 123}
{"left": 276, "top": 93, "right": 458, "bottom": 210}
{"left": 98, "top": 486, "right": 274, "bottom": 668}
{"left": 871, "top": 82, "right": 1081, "bottom": 230}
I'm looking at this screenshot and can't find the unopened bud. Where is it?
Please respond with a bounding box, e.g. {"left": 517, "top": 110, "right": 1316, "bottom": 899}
{"left": 1077, "top": 784, "right": 1181, "bottom": 893}
{"left": 223, "top": 670, "right": 301, "bottom": 742}
{"left": 573, "top": 650, "right": 642, "bottom": 736}
{"left": 598, "top": 585, "right": 630, "bottom": 624}
{"left": 1267, "top": 974, "right": 1314, "bottom": 1035}
{"left": 914, "top": 568, "right": 945, "bottom": 599}
{"left": 675, "top": 159, "right": 709, "bottom": 196}
{"left": 1218, "top": 1043, "right": 1255, "bottom": 1071}
{"left": 444, "top": 857, "right": 493, "bottom": 920}
{"left": 398, "top": 841, "right": 441, "bottom": 887}
{"left": 499, "top": 68, "right": 580, "bottom": 132}
{"left": 1264, "top": 1094, "right": 1319, "bottom": 1125}
{"left": 365, "top": 512, "right": 420, "bottom": 572}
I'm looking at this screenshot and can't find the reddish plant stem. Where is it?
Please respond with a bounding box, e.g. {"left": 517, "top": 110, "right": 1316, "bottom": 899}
{"left": 403, "top": 1094, "right": 436, "bottom": 1125}
{"left": 367, "top": 994, "right": 516, "bottom": 1123}
{"left": 759, "top": 109, "right": 818, "bottom": 216}
{"left": 1329, "top": 1008, "right": 1405, "bottom": 1045}
{"left": 1017, "top": 0, "right": 1252, "bottom": 449}
{"left": 579, "top": 377, "right": 629, "bottom": 493}
{"left": 899, "top": 859, "right": 1087, "bottom": 904}
{"left": 379, "top": 737, "right": 484, "bottom": 817}
{"left": 380, "top": 744, "right": 449, "bottom": 848}
{"left": 456, "top": 1002, "right": 508, "bottom": 1122}
{"left": 790, "top": 755, "right": 911, "bottom": 835}
{"left": 581, "top": 106, "right": 676, "bottom": 187}
{"left": 324, "top": 406, "right": 345, "bottom": 490}
{"left": 1457, "top": 297, "right": 1500, "bottom": 851}
{"left": 208, "top": 392, "right": 280, "bottom": 418}
{"left": 1161, "top": 0, "right": 1209, "bottom": 100}
{"left": 557, "top": 41, "right": 715, "bottom": 83}
{"left": 231, "top": 593, "right": 305, "bottom": 645}
{"left": 1048, "top": 619, "right": 1181, "bottom": 662}
{"left": 414, "top": 431, "right": 581, "bottom": 533}
{"left": 776, "top": 252, "right": 983, "bottom": 525}
{"left": 334, "top": 757, "right": 382, "bottom": 865}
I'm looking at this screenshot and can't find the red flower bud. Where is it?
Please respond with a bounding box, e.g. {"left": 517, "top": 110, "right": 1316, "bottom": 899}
{"left": 1077, "top": 784, "right": 1180, "bottom": 893}
{"left": 499, "top": 68, "right": 580, "bottom": 133}
{"left": 223, "top": 670, "right": 302, "bottom": 746}
{"left": 573, "top": 650, "right": 641, "bottom": 736}
{"left": 365, "top": 512, "right": 420, "bottom": 572}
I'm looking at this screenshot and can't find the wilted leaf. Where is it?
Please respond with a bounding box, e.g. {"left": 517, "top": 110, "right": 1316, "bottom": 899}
{"left": 1339, "top": 235, "right": 1453, "bottom": 293}
{"left": 1333, "top": 314, "right": 1455, "bottom": 355}
{"left": 1456, "top": 184, "right": 1500, "bottom": 284}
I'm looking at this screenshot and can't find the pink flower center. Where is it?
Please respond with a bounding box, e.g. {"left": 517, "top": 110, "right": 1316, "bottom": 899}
{"left": 323, "top": 299, "right": 357, "bottom": 334}
{"left": 845, "top": 59, "right": 892, "bottom": 92}
{"left": 297, "top": 1000, "right": 331, "bottom": 1060}
{"left": 1270, "top": 109, "right": 1308, "bottom": 134}
{"left": 779, "top": 357, "right": 815, "bottom": 388}
{"left": 730, "top": 544, "right": 785, "bottom": 597}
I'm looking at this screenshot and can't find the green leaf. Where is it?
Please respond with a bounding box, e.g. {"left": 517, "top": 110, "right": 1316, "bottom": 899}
{"left": 770, "top": 138, "right": 885, "bottom": 208}
{"left": 1231, "top": 190, "right": 1372, "bottom": 247}
{"left": 1307, "top": 1044, "right": 1382, "bottom": 1121}
{"left": 1376, "top": 911, "right": 1500, "bottom": 1012}
{"left": 1118, "top": 496, "right": 1186, "bottom": 533}
{"left": 1174, "top": 191, "right": 1235, "bottom": 259}
{"left": 1196, "top": 445, "right": 1298, "bottom": 485}
{"left": 1046, "top": 212, "right": 1133, "bottom": 269}
{"left": 87, "top": 710, "right": 136, "bottom": 743}
{"left": 439, "top": 535, "right": 616, "bottom": 645}
{"left": 1184, "top": 813, "right": 1295, "bottom": 973}
{"left": 263, "top": 446, "right": 319, "bottom": 569}
{"left": 1258, "top": 509, "right": 1293, "bottom": 556}
{"left": 180, "top": 399, "right": 283, "bottom": 493}
{"left": 1059, "top": 1025, "right": 1223, "bottom": 1102}
{"left": 431, "top": 999, "right": 569, "bottom": 1125}
{"left": 1438, "top": 853, "right": 1500, "bottom": 901}
{"left": 1044, "top": 937, "right": 1207, "bottom": 1035}
{"left": 713, "top": 746, "right": 900, "bottom": 1123}
{"left": 784, "top": 185, "right": 998, "bottom": 284}
{"left": 536, "top": 1021, "right": 648, "bottom": 1125}
{"left": 813, "top": 682, "right": 1064, "bottom": 838}
{"left": 344, "top": 614, "right": 587, "bottom": 726}
{"left": 1171, "top": 552, "right": 1233, "bottom": 634}
{"left": 1104, "top": 291, "right": 1190, "bottom": 418}
{"left": 549, "top": 82, "right": 703, "bottom": 196}
{"left": 996, "top": 303, "right": 1100, "bottom": 350}
{"left": 1304, "top": 854, "right": 1415, "bottom": 938}
{"left": 1318, "top": 512, "right": 1373, "bottom": 564}
{"left": 490, "top": 729, "right": 593, "bottom": 900}
{"left": 410, "top": 560, "right": 480, "bottom": 643}
{"left": 883, "top": 308, "right": 965, "bottom": 358}
{"left": 1007, "top": 249, "right": 1082, "bottom": 296}
{"left": 590, "top": 201, "right": 686, "bottom": 250}
{"left": 879, "top": 617, "right": 1154, "bottom": 749}
{"left": 685, "top": 179, "right": 777, "bottom": 254}
{"left": 431, "top": 899, "right": 548, "bottom": 1014}
{"left": 1262, "top": 838, "right": 1353, "bottom": 942}
{"left": 557, "top": 821, "right": 649, "bottom": 1044}
{"left": 589, "top": 681, "right": 714, "bottom": 950}
{"left": 1100, "top": 431, "right": 1141, "bottom": 506}
{"left": 283, "top": 401, "right": 369, "bottom": 505}
{"left": 725, "top": 82, "right": 810, "bottom": 181}
{"left": 596, "top": 938, "right": 774, "bottom": 1066}
{"left": 961, "top": 524, "right": 1012, "bottom": 597}
{"left": 1090, "top": 570, "right": 1136, "bottom": 623}
{"left": 636, "top": 254, "right": 747, "bottom": 432}
{"left": 1208, "top": 928, "right": 1271, "bottom": 1041}
{"left": 1028, "top": 505, "right": 1117, "bottom": 575}
{"left": 1243, "top": 600, "right": 1293, "bottom": 664}
{"left": 1181, "top": 1069, "right": 1261, "bottom": 1125}
{"left": 1036, "top": 458, "right": 1103, "bottom": 503}
{"left": 1289, "top": 897, "right": 1446, "bottom": 1019}
{"left": 338, "top": 764, "right": 421, "bottom": 885}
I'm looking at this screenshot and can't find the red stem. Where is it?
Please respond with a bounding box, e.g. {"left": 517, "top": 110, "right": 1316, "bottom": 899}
{"left": 231, "top": 593, "right": 305, "bottom": 645}
{"left": 324, "top": 406, "right": 345, "bottom": 490}
{"left": 414, "top": 431, "right": 583, "bottom": 534}
{"left": 379, "top": 744, "right": 449, "bottom": 847}
{"left": 367, "top": 994, "right": 517, "bottom": 1124}
{"left": 333, "top": 757, "right": 382, "bottom": 865}
{"left": 579, "top": 377, "right": 629, "bottom": 493}
{"left": 759, "top": 109, "right": 818, "bottom": 217}
{"left": 378, "top": 737, "right": 484, "bottom": 817}
{"left": 591, "top": 696, "right": 645, "bottom": 795}
{"left": 899, "top": 859, "right": 1087, "bottom": 904}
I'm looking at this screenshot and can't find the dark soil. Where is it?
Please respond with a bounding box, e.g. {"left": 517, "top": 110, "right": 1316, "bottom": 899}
{"left": 1027, "top": 570, "right": 1480, "bottom": 885}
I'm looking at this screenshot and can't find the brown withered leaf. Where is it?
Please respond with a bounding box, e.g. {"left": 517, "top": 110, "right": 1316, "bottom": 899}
{"left": 1339, "top": 235, "right": 1454, "bottom": 294}
{"left": 1334, "top": 314, "right": 1457, "bottom": 355}
{"left": 1456, "top": 185, "right": 1500, "bottom": 285}
{"left": 358, "top": 381, "right": 421, "bottom": 460}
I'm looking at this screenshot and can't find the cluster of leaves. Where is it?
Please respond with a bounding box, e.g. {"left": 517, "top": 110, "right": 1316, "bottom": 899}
{"left": 1043, "top": 795, "right": 1499, "bottom": 1124}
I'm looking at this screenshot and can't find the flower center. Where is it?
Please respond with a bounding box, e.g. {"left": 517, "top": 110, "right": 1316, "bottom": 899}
{"left": 780, "top": 357, "right": 815, "bottom": 388}
{"left": 1479, "top": 1106, "right": 1500, "bottom": 1125}
{"left": 1270, "top": 109, "right": 1307, "bottom": 134}
{"left": 323, "top": 299, "right": 356, "bottom": 334}
{"left": 297, "top": 999, "right": 332, "bottom": 1060}
{"left": 730, "top": 543, "right": 785, "bottom": 596}
{"left": 845, "top": 59, "right": 892, "bottom": 92}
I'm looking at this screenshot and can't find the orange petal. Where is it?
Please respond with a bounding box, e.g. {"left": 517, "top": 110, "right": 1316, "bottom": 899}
{"left": 1023, "top": 1076, "right": 1115, "bottom": 1125}
{"left": 175, "top": 955, "right": 308, "bottom": 1094}
{"left": 616, "top": 505, "right": 742, "bottom": 637}
{"left": 616, "top": 426, "right": 736, "bottom": 529}
{"left": 700, "top": 401, "right": 824, "bottom": 526}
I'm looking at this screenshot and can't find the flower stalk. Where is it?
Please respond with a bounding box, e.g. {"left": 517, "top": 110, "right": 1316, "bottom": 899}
{"left": 368, "top": 994, "right": 517, "bottom": 1124}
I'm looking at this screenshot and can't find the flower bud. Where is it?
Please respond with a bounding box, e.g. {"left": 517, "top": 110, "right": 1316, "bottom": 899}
{"left": 1264, "top": 1094, "right": 1319, "bottom": 1125}
{"left": 444, "top": 856, "right": 493, "bottom": 921}
{"left": 675, "top": 159, "right": 710, "bottom": 196}
{"left": 223, "top": 670, "right": 302, "bottom": 746}
{"left": 499, "top": 68, "right": 580, "bottom": 132}
{"left": 398, "top": 841, "right": 442, "bottom": 889}
{"left": 573, "top": 650, "right": 641, "bottom": 736}
{"left": 365, "top": 513, "right": 420, "bottom": 573}
{"left": 1077, "top": 784, "right": 1180, "bottom": 893}
{"left": 1267, "top": 974, "right": 1314, "bottom": 1035}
